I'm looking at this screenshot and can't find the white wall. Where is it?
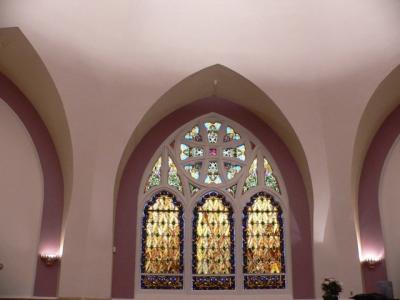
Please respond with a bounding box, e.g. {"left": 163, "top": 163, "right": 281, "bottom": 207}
{"left": 380, "top": 137, "right": 400, "bottom": 298}
{"left": 0, "top": 100, "right": 43, "bottom": 297}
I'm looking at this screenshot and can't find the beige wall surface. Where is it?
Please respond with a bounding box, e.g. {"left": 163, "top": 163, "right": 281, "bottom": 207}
{"left": 0, "top": 99, "right": 43, "bottom": 296}
{"left": 380, "top": 137, "right": 400, "bottom": 298}
{"left": 0, "top": 0, "right": 399, "bottom": 298}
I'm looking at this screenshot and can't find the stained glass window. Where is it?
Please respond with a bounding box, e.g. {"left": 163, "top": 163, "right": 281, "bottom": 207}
{"left": 223, "top": 144, "right": 246, "bottom": 161}
{"left": 243, "top": 192, "right": 285, "bottom": 289}
{"left": 224, "top": 126, "right": 241, "bottom": 142}
{"left": 243, "top": 158, "right": 258, "bottom": 193}
{"left": 141, "top": 191, "right": 184, "bottom": 289}
{"left": 140, "top": 116, "right": 286, "bottom": 291}
{"left": 145, "top": 156, "right": 162, "bottom": 192}
{"left": 204, "top": 161, "right": 222, "bottom": 184}
{"left": 204, "top": 122, "right": 222, "bottom": 143}
{"left": 264, "top": 158, "right": 280, "bottom": 193}
{"left": 184, "top": 162, "right": 202, "bottom": 180}
{"left": 168, "top": 157, "right": 182, "bottom": 192}
{"left": 180, "top": 144, "right": 204, "bottom": 160}
{"left": 185, "top": 125, "right": 202, "bottom": 142}
{"left": 192, "top": 191, "right": 235, "bottom": 290}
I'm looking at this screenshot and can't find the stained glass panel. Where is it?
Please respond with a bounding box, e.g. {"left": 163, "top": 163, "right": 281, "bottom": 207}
{"left": 204, "top": 122, "right": 221, "bottom": 143}
{"left": 184, "top": 125, "right": 202, "bottom": 142}
{"left": 180, "top": 144, "right": 204, "bottom": 160}
{"left": 264, "top": 158, "right": 280, "bottom": 193}
{"left": 223, "top": 144, "right": 246, "bottom": 161}
{"left": 193, "top": 191, "right": 235, "bottom": 290}
{"left": 243, "top": 192, "right": 285, "bottom": 289}
{"left": 226, "top": 184, "right": 237, "bottom": 197}
{"left": 243, "top": 158, "right": 258, "bottom": 193}
{"left": 189, "top": 182, "right": 200, "bottom": 196}
{"left": 224, "top": 162, "right": 242, "bottom": 180}
{"left": 144, "top": 156, "right": 162, "bottom": 192}
{"left": 224, "top": 126, "right": 241, "bottom": 142}
{"left": 184, "top": 162, "right": 202, "bottom": 180}
{"left": 141, "top": 191, "right": 184, "bottom": 289}
{"left": 204, "top": 161, "right": 222, "bottom": 184}
{"left": 168, "top": 157, "right": 182, "bottom": 192}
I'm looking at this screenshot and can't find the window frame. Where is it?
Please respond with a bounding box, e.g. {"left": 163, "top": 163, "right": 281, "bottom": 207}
{"left": 135, "top": 113, "right": 292, "bottom": 295}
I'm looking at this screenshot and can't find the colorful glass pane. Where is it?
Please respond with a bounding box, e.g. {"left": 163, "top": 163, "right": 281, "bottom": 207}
{"left": 224, "top": 162, "right": 242, "bottom": 180}
{"left": 180, "top": 144, "right": 204, "bottom": 160}
{"left": 184, "top": 162, "right": 202, "bottom": 180}
{"left": 193, "top": 192, "right": 235, "bottom": 290}
{"left": 168, "top": 157, "right": 182, "bottom": 192}
{"left": 145, "top": 156, "right": 162, "bottom": 192}
{"left": 141, "top": 191, "right": 184, "bottom": 289}
{"left": 204, "top": 122, "right": 221, "bottom": 143}
{"left": 226, "top": 185, "right": 237, "bottom": 197}
{"left": 264, "top": 158, "right": 280, "bottom": 193}
{"left": 204, "top": 161, "right": 222, "bottom": 184}
{"left": 223, "top": 144, "right": 245, "bottom": 161}
{"left": 184, "top": 125, "right": 202, "bottom": 142}
{"left": 224, "top": 126, "right": 241, "bottom": 142}
{"left": 243, "top": 158, "right": 258, "bottom": 193}
{"left": 189, "top": 182, "right": 200, "bottom": 196}
{"left": 243, "top": 192, "right": 285, "bottom": 289}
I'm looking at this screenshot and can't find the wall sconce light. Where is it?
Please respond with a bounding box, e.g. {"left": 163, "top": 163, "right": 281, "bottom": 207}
{"left": 362, "top": 257, "right": 382, "bottom": 269}
{"left": 39, "top": 253, "right": 61, "bottom": 266}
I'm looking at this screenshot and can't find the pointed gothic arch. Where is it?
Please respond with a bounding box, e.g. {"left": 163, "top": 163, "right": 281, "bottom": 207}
{"left": 112, "top": 96, "right": 314, "bottom": 298}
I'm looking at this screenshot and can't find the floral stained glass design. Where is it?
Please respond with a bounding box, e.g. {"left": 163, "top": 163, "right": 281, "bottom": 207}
{"left": 184, "top": 163, "right": 202, "bottom": 180}
{"left": 192, "top": 191, "right": 235, "bottom": 290}
{"left": 180, "top": 144, "right": 204, "bottom": 160}
{"left": 226, "top": 185, "right": 237, "bottom": 197}
{"left": 243, "top": 192, "right": 285, "bottom": 289}
{"left": 145, "top": 156, "right": 162, "bottom": 192}
{"left": 141, "top": 191, "right": 184, "bottom": 289}
{"left": 224, "top": 126, "right": 241, "bottom": 142}
{"left": 264, "top": 158, "right": 280, "bottom": 193}
{"left": 223, "top": 144, "right": 246, "bottom": 161}
{"left": 243, "top": 158, "right": 258, "bottom": 193}
{"left": 168, "top": 157, "right": 182, "bottom": 192}
{"left": 189, "top": 183, "right": 200, "bottom": 196}
{"left": 205, "top": 122, "right": 222, "bottom": 143}
{"left": 185, "top": 125, "right": 202, "bottom": 142}
{"left": 204, "top": 161, "right": 222, "bottom": 184}
{"left": 224, "top": 162, "right": 242, "bottom": 180}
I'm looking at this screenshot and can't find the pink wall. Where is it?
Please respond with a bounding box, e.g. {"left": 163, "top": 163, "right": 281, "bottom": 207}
{"left": 358, "top": 105, "right": 400, "bottom": 292}
{"left": 112, "top": 98, "right": 315, "bottom": 299}
{"left": 0, "top": 73, "right": 64, "bottom": 297}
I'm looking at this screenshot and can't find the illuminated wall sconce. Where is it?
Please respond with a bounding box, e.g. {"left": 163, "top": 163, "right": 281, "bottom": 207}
{"left": 39, "top": 253, "right": 61, "bottom": 266}
{"left": 362, "top": 257, "right": 382, "bottom": 269}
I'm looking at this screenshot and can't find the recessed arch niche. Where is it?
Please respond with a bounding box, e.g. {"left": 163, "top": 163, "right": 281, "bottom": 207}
{"left": 112, "top": 65, "right": 315, "bottom": 299}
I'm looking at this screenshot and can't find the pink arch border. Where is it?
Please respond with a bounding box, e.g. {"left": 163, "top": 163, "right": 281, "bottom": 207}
{"left": 0, "top": 72, "right": 64, "bottom": 297}
{"left": 112, "top": 98, "right": 315, "bottom": 299}
{"left": 358, "top": 105, "right": 400, "bottom": 292}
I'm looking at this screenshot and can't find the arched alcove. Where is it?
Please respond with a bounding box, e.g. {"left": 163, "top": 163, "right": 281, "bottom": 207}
{"left": 0, "top": 27, "right": 73, "bottom": 230}
{"left": 112, "top": 95, "right": 314, "bottom": 299}
{"left": 0, "top": 72, "right": 64, "bottom": 297}
{"left": 354, "top": 64, "right": 400, "bottom": 292}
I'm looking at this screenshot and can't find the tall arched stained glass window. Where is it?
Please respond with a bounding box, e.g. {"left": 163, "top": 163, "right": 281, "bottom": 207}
{"left": 192, "top": 191, "right": 235, "bottom": 290}
{"left": 138, "top": 114, "right": 287, "bottom": 291}
{"left": 243, "top": 192, "right": 285, "bottom": 289}
{"left": 141, "top": 191, "right": 184, "bottom": 289}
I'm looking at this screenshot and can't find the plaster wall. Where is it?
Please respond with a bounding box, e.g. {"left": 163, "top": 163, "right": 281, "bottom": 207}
{"left": 0, "top": 99, "right": 43, "bottom": 296}
{"left": 380, "top": 137, "right": 400, "bottom": 298}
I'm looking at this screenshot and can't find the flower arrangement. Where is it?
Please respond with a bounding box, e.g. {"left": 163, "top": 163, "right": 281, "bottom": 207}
{"left": 322, "top": 278, "right": 343, "bottom": 300}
